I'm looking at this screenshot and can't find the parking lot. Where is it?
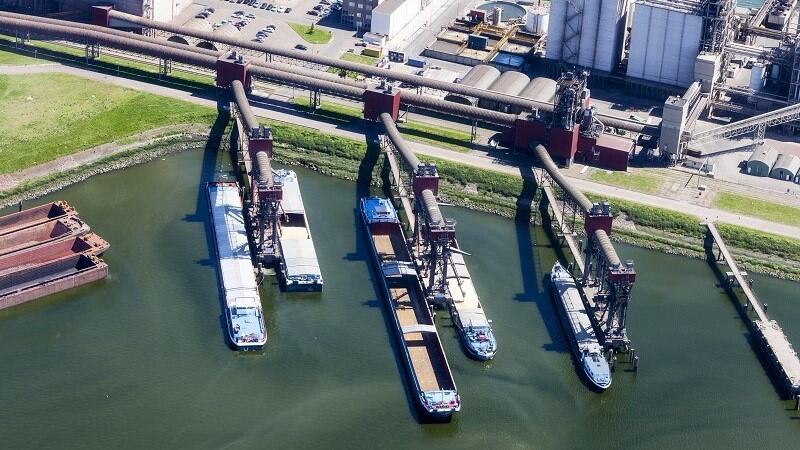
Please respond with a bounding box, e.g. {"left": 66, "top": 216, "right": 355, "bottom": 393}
{"left": 173, "top": 0, "right": 359, "bottom": 57}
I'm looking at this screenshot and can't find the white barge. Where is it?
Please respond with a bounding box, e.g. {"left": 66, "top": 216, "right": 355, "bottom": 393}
{"left": 207, "top": 181, "right": 267, "bottom": 351}
{"left": 446, "top": 249, "right": 497, "bottom": 360}
{"left": 273, "top": 169, "right": 323, "bottom": 292}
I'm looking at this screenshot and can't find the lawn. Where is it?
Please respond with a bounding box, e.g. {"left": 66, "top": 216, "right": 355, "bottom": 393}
{"left": 291, "top": 97, "right": 472, "bottom": 152}
{"left": 327, "top": 52, "right": 377, "bottom": 79}
{"left": 589, "top": 169, "right": 660, "bottom": 194}
{"left": 0, "top": 38, "right": 214, "bottom": 87}
{"left": 713, "top": 192, "right": 800, "bottom": 227}
{"left": 288, "top": 23, "right": 332, "bottom": 44}
{"left": 0, "top": 73, "right": 217, "bottom": 174}
{"left": 0, "top": 46, "right": 45, "bottom": 65}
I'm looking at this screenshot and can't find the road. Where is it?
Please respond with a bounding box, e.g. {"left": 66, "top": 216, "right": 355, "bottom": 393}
{"left": 3, "top": 62, "right": 800, "bottom": 240}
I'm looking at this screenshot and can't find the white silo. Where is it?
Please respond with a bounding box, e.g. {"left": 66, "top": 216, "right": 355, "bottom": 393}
{"left": 525, "top": 6, "right": 549, "bottom": 34}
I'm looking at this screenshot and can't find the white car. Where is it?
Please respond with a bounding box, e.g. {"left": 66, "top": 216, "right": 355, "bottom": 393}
{"left": 276, "top": 6, "right": 286, "bottom": 13}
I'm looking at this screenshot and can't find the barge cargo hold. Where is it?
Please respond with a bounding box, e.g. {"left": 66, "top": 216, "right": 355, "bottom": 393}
{"left": 550, "top": 261, "right": 612, "bottom": 391}
{"left": 446, "top": 250, "right": 497, "bottom": 360}
{"left": 0, "top": 234, "right": 108, "bottom": 276}
{"left": 0, "top": 201, "right": 75, "bottom": 237}
{"left": 273, "top": 169, "right": 323, "bottom": 292}
{"left": 361, "top": 197, "right": 460, "bottom": 420}
{"left": 207, "top": 181, "right": 267, "bottom": 351}
{"left": 0, "top": 216, "right": 88, "bottom": 258}
{"left": 0, "top": 253, "right": 108, "bottom": 310}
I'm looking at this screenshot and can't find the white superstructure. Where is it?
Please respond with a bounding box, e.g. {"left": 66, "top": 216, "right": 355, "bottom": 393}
{"left": 207, "top": 182, "right": 267, "bottom": 350}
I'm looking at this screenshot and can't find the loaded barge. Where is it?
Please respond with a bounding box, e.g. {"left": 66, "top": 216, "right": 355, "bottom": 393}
{"left": 207, "top": 181, "right": 267, "bottom": 351}
{"left": 550, "top": 261, "right": 612, "bottom": 391}
{"left": 361, "top": 197, "right": 460, "bottom": 419}
{"left": 446, "top": 249, "right": 497, "bottom": 360}
{"left": 273, "top": 169, "right": 323, "bottom": 291}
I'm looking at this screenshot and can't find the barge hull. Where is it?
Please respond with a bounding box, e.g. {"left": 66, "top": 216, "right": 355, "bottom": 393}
{"left": 0, "top": 216, "right": 89, "bottom": 258}
{"left": 0, "top": 201, "right": 74, "bottom": 237}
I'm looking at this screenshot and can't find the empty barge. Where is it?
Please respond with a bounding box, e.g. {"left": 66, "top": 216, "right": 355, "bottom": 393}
{"left": 446, "top": 250, "right": 497, "bottom": 360}
{"left": 0, "top": 216, "right": 88, "bottom": 258}
{"left": 361, "top": 197, "right": 460, "bottom": 419}
{"left": 0, "top": 201, "right": 75, "bottom": 237}
{"left": 207, "top": 181, "right": 267, "bottom": 351}
{"left": 273, "top": 169, "right": 323, "bottom": 291}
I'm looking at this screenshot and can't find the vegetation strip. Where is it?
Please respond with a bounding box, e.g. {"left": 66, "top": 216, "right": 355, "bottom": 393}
{"left": 287, "top": 23, "right": 332, "bottom": 44}
{"left": 713, "top": 191, "right": 800, "bottom": 228}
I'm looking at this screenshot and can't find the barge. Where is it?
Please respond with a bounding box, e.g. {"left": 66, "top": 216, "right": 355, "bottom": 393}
{"left": 0, "top": 216, "right": 88, "bottom": 257}
{"left": 361, "top": 197, "right": 460, "bottom": 419}
{"left": 207, "top": 181, "right": 267, "bottom": 351}
{"left": 550, "top": 261, "right": 611, "bottom": 391}
{"left": 0, "top": 201, "right": 75, "bottom": 237}
{"left": 446, "top": 250, "right": 497, "bottom": 360}
{"left": 273, "top": 169, "right": 323, "bottom": 291}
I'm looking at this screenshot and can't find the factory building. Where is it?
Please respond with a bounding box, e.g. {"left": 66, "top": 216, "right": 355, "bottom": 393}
{"left": 371, "top": 0, "right": 437, "bottom": 40}
{"left": 626, "top": 0, "right": 703, "bottom": 87}
{"left": 546, "top": 0, "right": 629, "bottom": 73}
{"left": 770, "top": 154, "right": 800, "bottom": 181}
{"left": 746, "top": 148, "right": 779, "bottom": 177}
{"left": 342, "top": 0, "right": 383, "bottom": 31}
{"left": 478, "top": 70, "right": 530, "bottom": 111}
{"left": 445, "top": 64, "right": 501, "bottom": 105}
{"left": 0, "top": 0, "right": 192, "bottom": 22}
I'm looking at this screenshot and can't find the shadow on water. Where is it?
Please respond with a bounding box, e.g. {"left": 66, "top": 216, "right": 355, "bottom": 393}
{"left": 514, "top": 164, "right": 569, "bottom": 354}
{"left": 702, "top": 231, "right": 786, "bottom": 401}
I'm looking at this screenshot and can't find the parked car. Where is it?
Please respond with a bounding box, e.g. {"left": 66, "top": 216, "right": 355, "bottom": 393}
{"left": 266, "top": 4, "right": 275, "bottom": 10}
{"left": 260, "top": 3, "right": 269, "bottom": 8}
{"left": 252, "top": 1, "right": 261, "bottom": 7}
{"left": 205, "top": 7, "right": 215, "bottom": 13}
{"left": 320, "top": 0, "right": 331, "bottom": 4}
{"left": 246, "top": 13, "right": 256, "bottom": 18}
{"left": 276, "top": 6, "right": 286, "bottom": 12}
{"left": 285, "top": 7, "right": 292, "bottom": 13}
{"left": 313, "top": 5, "right": 324, "bottom": 10}
{"left": 308, "top": 9, "right": 319, "bottom": 15}
{"left": 295, "top": 44, "right": 308, "bottom": 50}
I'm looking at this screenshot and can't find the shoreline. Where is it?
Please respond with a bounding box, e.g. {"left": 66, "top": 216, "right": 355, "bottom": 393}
{"left": 2, "top": 130, "right": 799, "bottom": 282}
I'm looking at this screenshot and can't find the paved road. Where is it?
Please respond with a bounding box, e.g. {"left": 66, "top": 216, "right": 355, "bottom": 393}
{"left": 3, "top": 62, "right": 800, "bottom": 240}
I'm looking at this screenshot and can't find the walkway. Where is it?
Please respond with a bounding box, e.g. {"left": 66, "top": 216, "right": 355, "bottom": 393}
{"left": 2, "top": 63, "right": 800, "bottom": 240}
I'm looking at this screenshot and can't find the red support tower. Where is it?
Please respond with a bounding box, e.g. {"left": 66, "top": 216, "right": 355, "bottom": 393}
{"left": 412, "top": 163, "right": 439, "bottom": 196}
{"left": 217, "top": 52, "right": 251, "bottom": 90}
{"left": 513, "top": 114, "right": 547, "bottom": 152}
{"left": 584, "top": 202, "right": 613, "bottom": 236}
{"left": 247, "top": 128, "right": 274, "bottom": 160}
{"left": 90, "top": 6, "right": 112, "bottom": 27}
{"left": 363, "top": 82, "right": 401, "bottom": 121}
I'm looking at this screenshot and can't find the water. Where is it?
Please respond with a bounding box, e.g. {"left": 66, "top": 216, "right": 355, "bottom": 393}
{"left": 0, "top": 147, "right": 799, "bottom": 449}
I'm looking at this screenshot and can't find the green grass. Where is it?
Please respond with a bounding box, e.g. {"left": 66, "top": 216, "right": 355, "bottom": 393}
{"left": 589, "top": 170, "right": 660, "bottom": 194}
{"left": 0, "top": 73, "right": 217, "bottom": 174}
{"left": 713, "top": 192, "right": 800, "bottom": 228}
{"left": 0, "top": 47, "right": 45, "bottom": 65}
{"left": 327, "top": 52, "right": 378, "bottom": 79}
{"left": 288, "top": 23, "right": 332, "bottom": 44}
{"left": 0, "top": 38, "right": 214, "bottom": 88}
{"left": 291, "top": 97, "right": 472, "bottom": 152}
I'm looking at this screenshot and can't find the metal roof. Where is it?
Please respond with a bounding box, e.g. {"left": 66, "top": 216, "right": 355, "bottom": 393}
{"left": 772, "top": 153, "right": 800, "bottom": 174}
{"left": 748, "top": 147, "right": 779, "bottom": 167}
{"left": 487, "top": 70, "right": 530, "bottom": 96}
{"left": 459, "top": 64, "right": 501, "bottom": 90}
{"left": 519, "top": 77, "right": 556, "bottom": 103}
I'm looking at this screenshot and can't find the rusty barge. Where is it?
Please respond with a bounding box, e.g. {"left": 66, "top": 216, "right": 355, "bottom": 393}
{"left": 0, "top": 202, "right": 109, "bottom": 311}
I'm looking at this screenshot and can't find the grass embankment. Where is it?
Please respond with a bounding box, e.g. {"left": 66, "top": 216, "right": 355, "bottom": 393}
{"left": 0, "top": 73, "right": 216, "bottom": 173}
{"left": 288, "top": 23, "right": 332, "bottom": 44}
{"left": 291, "top": 97, "right": 473, "bottom": 153}
{"left": 328, "top": 52, "right": 378, "bottom": 80}
{"left": 589, "top": 169, "right": 661, "bottom": 194}
{"left": 0, "top": 37, "right": 214, "bottom": 88}
{"left": 0, "top": 46, "right": 44, "bottom": 65}
{"left": 713, "top": 192, "right": 800, "bottom": 228}
{"left": 256, "top": 122, "right": 800, "bottom": 279}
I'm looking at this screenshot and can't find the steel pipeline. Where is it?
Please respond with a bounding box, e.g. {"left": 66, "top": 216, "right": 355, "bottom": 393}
{"left": 231, "top": 80, "right": 260, "bottom": 133}
{"left": 108, "top": 10, "right": 658, "bottom": 136}
{"left": 379, "top": 113, "right": 420, "bottom": 168}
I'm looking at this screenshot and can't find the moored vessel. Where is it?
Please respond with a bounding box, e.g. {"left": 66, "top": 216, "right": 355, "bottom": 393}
{"left": 550, "top": 261, "right": 611, "bottom": 391}
{"left": 361, "top": 197, "right": 460, "bottom": 419}
{"left": 207, "top": 181, "right": 267, "bottom": 351}
{"left": 446, "top": 249, "right": 497, "bottom": 360}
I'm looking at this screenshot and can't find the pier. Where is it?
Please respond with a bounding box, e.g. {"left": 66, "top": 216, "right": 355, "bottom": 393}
{"left": 705, "top": 222, "right": 800, "bottom": 399}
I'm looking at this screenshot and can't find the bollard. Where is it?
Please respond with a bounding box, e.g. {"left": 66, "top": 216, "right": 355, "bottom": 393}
{"left": 629, "top": 348, "right": 636, "bottom": 363}
{"left": 611, "top": 356, "right": 617, "bottom": 373}
{"left": 633, "top": 356, "right": 639, "bottom": 372}
{"left": 763, "top": 303, "right": 768, "bottom": 312}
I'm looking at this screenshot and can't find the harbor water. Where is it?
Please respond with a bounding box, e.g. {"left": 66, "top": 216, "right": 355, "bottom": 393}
{"left": 0, "top": 147, "right": 799, "bottom": 448}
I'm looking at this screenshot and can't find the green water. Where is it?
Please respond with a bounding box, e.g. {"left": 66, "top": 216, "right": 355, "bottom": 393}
{"left": 0, "top": 147, "right": 799, "bottom": 449}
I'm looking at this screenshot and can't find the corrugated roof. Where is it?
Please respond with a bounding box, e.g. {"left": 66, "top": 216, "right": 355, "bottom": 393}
{"left": 772, "top": 153, "right": 800, "bottom": 174}
{"left": 487, "top": 70, "right": 530, "bottom": 96}
{"left": 459, "top": 64, "right": 501, "bottom": 90}
{"left": 748, "top": 147, "right": 779, "bottom": 166}
{"left": 519, "top": 77, "right": 556, "bottom": 103}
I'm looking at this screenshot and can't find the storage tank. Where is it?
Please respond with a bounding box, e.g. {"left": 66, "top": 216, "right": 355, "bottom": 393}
{"left": 525, "top": 6, "right": 549, "bottom": 34}
{"left": 546, "top": 0, "right": 627, "bottom": 73}
{"left": 626, "top": 1, "right": 703, "bottom": 87}
{"left": 750, "top": 63, "right": 766, "bottom": 91}
{"left": 493, "top": 7, "right": 503, "bottom": 26}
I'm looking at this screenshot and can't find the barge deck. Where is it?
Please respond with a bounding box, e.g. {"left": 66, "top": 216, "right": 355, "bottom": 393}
{"left": 446, "top": 249, "right": 497, "bottom": 360}
{"left": 361, "top": 197, "right": 460, "bottom": 419}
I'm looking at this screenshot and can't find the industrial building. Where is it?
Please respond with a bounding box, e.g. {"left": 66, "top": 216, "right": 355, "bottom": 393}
{"left": 747, "top": 148, "right": 779, "bottom": 177}
{"left": 342, "top": 0, "right": 382, "bottom": 31}
{"left": 770, "top": 153, "right": 800, "bottom": 181}
{"left": 0, "top": 0, "right": 192, "bottom": 22}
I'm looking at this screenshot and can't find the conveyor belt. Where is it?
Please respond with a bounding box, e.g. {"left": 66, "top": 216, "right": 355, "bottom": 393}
{"left": 379, "top": 112, "right": 419, "bottom": 168}
{"left": 231, "top": 80, "right": 260, "bottom": 133}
